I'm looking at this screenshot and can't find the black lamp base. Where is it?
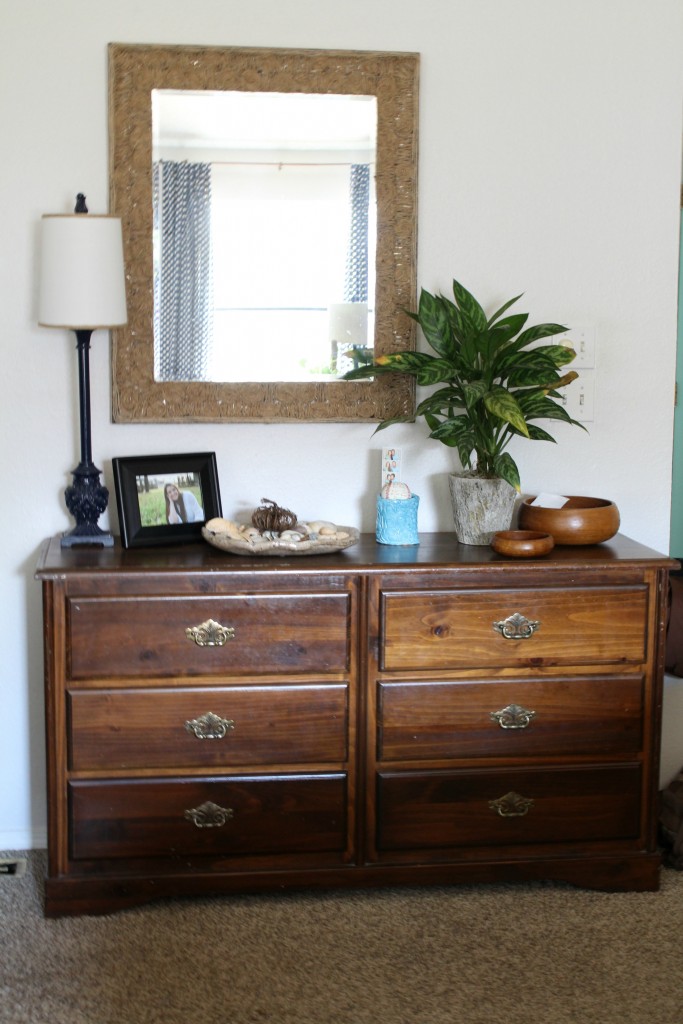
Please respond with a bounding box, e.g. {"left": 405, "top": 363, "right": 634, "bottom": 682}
{"left": 61, "top": 462, "right": 114, "bottom": 548}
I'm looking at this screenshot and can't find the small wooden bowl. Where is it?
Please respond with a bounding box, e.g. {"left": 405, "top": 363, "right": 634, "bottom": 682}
{"left": 518, "top": 496, "right": 620, "bottom": 546}
{"left": 491, "top": 530, "right": 555, "bottom": 558}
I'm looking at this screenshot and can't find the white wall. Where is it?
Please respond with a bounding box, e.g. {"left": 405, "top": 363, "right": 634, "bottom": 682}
{"left": 2, "top": 0, "right": 682, "bottom": 848}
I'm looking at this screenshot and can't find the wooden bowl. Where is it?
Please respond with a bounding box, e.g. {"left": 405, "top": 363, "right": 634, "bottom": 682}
{"left": 491, "top": 530, "right": 555, "bottom": 558}
{"left": 518, "top": 496, "right": 620, "bottom": 546}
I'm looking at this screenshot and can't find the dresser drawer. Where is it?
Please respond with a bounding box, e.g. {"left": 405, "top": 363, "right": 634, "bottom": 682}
{"left": 69, "top": 774, "right": 347, "bottom": 860}
{"left": 67, "top": 592, "right": 350, "bottom": 679}
{"left": 380, "top": 587, "right": 647, "bottom": 671}
{"left": 377, "top": 676, "right": 644, "bottom": 761}
{"left": 376, "top": 765, "right": 642, "bottom": 851}
{"left": 69, "top": 684, "right": 348, "bottom": 770}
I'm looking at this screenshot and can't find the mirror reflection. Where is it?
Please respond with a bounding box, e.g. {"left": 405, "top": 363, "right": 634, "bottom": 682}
{"left": 153, "top": 90, "right": 377, "bottom": 383}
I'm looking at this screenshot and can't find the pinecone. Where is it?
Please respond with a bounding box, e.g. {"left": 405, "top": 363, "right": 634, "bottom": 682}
{"left": 251, "top": 498, "right": 298, "bottom": 533}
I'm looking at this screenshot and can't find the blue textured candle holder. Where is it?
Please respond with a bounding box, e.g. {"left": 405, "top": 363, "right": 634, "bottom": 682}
{"left": 376, "top": 494, "right": 420, "bottom": 545}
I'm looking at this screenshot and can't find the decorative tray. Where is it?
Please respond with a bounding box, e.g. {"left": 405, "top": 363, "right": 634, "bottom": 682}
{"left": 202, "top": 520, "right": 360, "bottom": 557}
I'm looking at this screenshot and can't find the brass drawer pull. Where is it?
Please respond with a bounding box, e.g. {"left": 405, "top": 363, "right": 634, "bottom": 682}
{"left": 185, "top": 711, "right": 235, "bottom": 740}
{"left": 493, "top": 612, "right": 540, "bottom": 640}
{"left": 490, "top": 703, "right": 536, "bottom": 730}
{"left": 184, "top": 801, "right": 234, "bottom": 829}
{"left": 185, "top": 618, "right": 235, "bottom": 647}
{"left": 489, "top": 791, "right": 535, "bottom": 818}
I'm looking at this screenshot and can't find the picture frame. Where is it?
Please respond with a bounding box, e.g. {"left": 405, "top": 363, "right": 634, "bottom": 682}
{"left": 112, "top": 452, "right": 222, "bottom": 548}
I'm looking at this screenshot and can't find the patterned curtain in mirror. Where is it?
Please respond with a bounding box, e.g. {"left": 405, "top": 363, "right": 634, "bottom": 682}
{"left": 153, "top": 161, "right": 213, "bottom": 381}
{"left": 343, "top": 164, "right": 370, "bottom": 303}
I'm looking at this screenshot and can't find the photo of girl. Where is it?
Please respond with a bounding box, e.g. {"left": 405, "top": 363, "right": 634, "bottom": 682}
{"left": 164, "top": 482, "right": 204, "bottom": 524}
{"left": 133, "top": 472, "right": 205, "bottom": 527}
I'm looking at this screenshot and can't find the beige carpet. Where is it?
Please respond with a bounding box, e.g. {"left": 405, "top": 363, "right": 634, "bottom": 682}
{"left": 0, "top": 850, "right": 681, "bottom": 1024}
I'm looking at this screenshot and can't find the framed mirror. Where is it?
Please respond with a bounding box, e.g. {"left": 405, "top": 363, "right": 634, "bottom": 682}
{"left": 109, "top": 43, "right": 419, "bottom": 423}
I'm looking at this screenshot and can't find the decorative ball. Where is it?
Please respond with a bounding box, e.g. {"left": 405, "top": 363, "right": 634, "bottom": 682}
{"left": 381, "top": 481, "right": 412, "bottom": 500}
{"left": 251, "top": 498, "right": 297, "bottom": 533}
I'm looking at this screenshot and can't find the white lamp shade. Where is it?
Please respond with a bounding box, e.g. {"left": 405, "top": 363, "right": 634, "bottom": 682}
{"left": 38, "top": 214, "right": 127, "bottom": 328}
{"left": 328, "top": 302, "right": 369, "bottom": 347}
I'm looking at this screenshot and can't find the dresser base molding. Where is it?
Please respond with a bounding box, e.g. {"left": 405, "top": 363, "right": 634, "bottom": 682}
{"left": 44, "top": 853, "right": 662, "bottom": 917}
{"left": 36, "top": 532, "right": 675, "bottom": 917}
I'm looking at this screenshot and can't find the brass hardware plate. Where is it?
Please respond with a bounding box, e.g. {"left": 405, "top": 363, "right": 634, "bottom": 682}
{"left": 490, "top": 703, "right": 536, "bottom": 730}
{"left": 489, "top": 792, "right": 535, "bottom": 818}
{"left": 185, "top": 618, "right": 235, "bottom": 647}
{"left": 184, "top": 801, "right": 234, "bottom": 828}
{"left": 185, "top": 711, "right": 235, "bottom": 740}
{"left": 492, "top": 612, "right": 540, "bottom": 640}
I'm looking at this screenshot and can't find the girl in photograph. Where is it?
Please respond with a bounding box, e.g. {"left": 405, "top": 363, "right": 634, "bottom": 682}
{"left": 164, "top": 482, "right": 204, "bottom": 524}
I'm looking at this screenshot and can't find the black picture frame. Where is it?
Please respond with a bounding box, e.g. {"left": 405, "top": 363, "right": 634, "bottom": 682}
{"left": 112, "top": 452, "right": 222, "bottom": 548}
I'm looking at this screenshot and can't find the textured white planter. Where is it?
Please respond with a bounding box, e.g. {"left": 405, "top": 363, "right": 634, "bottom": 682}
{"left": 448, "top": 473, "right": 517, "bottom": 545}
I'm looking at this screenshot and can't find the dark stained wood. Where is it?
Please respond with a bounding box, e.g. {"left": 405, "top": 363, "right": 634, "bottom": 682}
{"left": 36, "top": 533, "right": 676, "bottom": 915}
{"left": 35, "top": 531, "right": 676, "bottom": 576}
{"left": 375, "top": 765, "right": 642, "bottom": 850}
{"left": 67, "top": 592, "right": 351, "bottom": 679}
{"left": 377, "top": 676, "right": 644, "bottom": 761}
{"left": 69, "top": 684, "right": 348, "bottom": 770}
{"left": 69, "top": 775, "right": 348, "bottom": 859}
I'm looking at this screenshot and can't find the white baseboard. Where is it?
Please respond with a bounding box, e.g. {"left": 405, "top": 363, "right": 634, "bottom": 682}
{"left": 0, "top": 827, "right": 47, "bottom": 852}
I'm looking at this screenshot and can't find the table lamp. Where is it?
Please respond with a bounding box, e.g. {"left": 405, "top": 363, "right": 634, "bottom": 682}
{"left": 38, "top": 194, "right": 127, "bottom": 547}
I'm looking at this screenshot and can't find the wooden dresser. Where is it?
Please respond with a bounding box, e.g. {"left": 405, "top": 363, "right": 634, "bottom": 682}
{"left": 36, "top": 532, "right": 674, "bottom": 916}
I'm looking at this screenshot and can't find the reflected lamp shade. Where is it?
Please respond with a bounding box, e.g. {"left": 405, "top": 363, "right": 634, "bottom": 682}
{"left": 38, "top": 214, "right": 127, "bottom": 328}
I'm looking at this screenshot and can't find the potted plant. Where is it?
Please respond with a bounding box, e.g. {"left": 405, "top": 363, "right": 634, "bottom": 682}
{"left": 344, "top": 279, "right": 585, "bottom": 544}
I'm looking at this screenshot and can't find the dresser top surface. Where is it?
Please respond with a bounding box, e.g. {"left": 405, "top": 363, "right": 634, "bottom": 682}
{"left": 35, "top": 532, "right": 676, "bottom": 580}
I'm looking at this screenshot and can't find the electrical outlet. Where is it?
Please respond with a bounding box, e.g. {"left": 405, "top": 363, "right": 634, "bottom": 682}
{"left": 555, "top": 324, "right": 596, "bottom": 369}
{"left": 0, "top": 858, "right": 27, "bottom": 877}
{"left": 560, "top": 370, "right": 595, "bottom": 422}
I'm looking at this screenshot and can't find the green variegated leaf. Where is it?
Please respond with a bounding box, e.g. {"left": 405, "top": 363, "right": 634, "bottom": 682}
{"left": 533, "top": 344, "right": 577, "bottom": 367}
{"left": 526, "top": 424, "right": 558, "bottom": 442}
{"left": 514, "top": 323, "right": 568, "bottom": 346}
{"left": 461, "top": 379, "right": 489, "bottom": 407}
{"left": 493, "top": 452, "right": 521, "bottom": 491}
{"left": 372, "top": 415, "right": 415, "bottom": 434}
{"left": 416, "top": 386, "right": 464, "bottom": 417}
{"left": 416, "top": 290, "right": 454, "bottom": 357}
{"left": 494, "top": 344, "right": 569, "bottom": 377}
{"left": 429, "top": 417, "right": 475, "bottom": 450}
{"left": 341, "top": 363, "right": 380, "bottom": 380}
{"left": 521, "top": 396, "right": 574, "bottom": 423}
{"left": 482, "top": 313, "right": 529, "bottom": 353}
{"left": 452, "top": 280, "right": 488, "bottom": 332}
{"left": 451, "top": 305, "right": 481, "bottom": 346}
{"left": 488, "top": 293, "right": 523, "bottom": 326}
{"left": 376, "top": 351, "right": 434, "bottom": 371}
{"left": 413, "top": 358, "right": 458, "bottom": 387}
{"left": 507, "top": 367, "right": 565, "bottom": 388}
{"left": 483, "top": 386, "right": 529, "bottom": 437}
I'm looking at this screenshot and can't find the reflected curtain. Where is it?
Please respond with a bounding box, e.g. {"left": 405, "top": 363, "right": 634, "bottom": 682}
{"left": 153, "top": 160, "right": 213, "bottom": 381}
{"left": 343, "top": 164, "right": 370, "bottom": 303}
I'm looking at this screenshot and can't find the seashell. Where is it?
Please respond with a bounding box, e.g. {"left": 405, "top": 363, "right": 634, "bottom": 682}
{"left": 319, "top": 526, "right": 337, "bottom": 536}
{"left": 306, "top": 520, "right": 336, "bottom": 532}
{"left": 279, "top": 531, "right": 304, "bottom": 542}
{"left": 205, "top": 517, "right": 243, "bottom": 539}
{"left": 205, "top": 517, "right": 231, "bottom": 533}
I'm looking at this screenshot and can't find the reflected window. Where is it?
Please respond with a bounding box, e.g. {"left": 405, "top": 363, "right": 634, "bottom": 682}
{"left": 152, "top": 89, "right": 377, "bottom": 383}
